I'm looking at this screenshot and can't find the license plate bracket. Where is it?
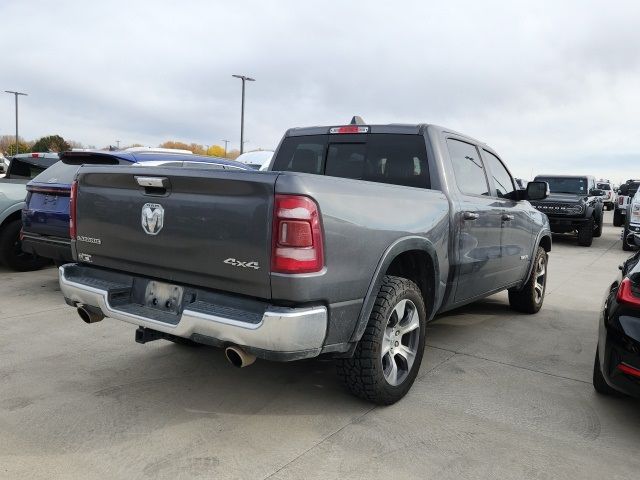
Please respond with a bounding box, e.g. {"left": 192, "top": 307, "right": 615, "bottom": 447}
{"left": 144, "top": 281, "right": 184, "bottom": 314}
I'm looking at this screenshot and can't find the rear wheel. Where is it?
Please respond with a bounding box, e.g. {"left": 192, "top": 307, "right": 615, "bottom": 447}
{"left": 613, "top": 209, "right": 623, "bottom": 227}
{"left": 577, "top": 218, "right": 594, "bottom": 246}
{"left": 508, "top": 246, "right": 547, "bottom": 314}
{"left": 593, "top": 347, "right": 619, "bottom": 396}
{"left": 0, "top": 220, "right": 49, "bottom": 272}
{"left": 336, "top": 275, "right": 426, "bottom": 405}
{"left": 593, "top": 212, "right": 603, "bottom": 238}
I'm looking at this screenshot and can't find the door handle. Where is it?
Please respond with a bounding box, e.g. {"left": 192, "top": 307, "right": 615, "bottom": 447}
{"left": 463, "top": 211, "right": 480, "bottom": 221}
{"left": 502, "top": 214, "right": 515, "bottom": 221}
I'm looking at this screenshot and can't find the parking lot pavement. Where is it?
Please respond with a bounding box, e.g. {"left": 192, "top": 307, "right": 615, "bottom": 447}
{"left": 1, "top": 211, "right": 639, "bottom": 480}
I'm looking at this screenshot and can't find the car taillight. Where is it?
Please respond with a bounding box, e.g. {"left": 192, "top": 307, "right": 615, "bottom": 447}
{"left": 271, "top": 194, "right": 324, "bottom": 273}
{"left": 619, "top": 196, "right": 625, "bottom": 205}
{"left": 616, "top": 277, "right": 640, "bottom": 308}
{"left": 69, "top": 180, "right": 78, "bottom": 239}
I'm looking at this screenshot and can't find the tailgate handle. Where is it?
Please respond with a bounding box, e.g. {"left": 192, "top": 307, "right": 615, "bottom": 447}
{"left": 135, "top": 176, "right": 170, "bottom": 195}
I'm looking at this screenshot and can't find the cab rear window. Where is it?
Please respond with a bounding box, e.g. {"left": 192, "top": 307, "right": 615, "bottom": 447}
{"left": 271, "top": 134, "right": 430, "bottom": 189}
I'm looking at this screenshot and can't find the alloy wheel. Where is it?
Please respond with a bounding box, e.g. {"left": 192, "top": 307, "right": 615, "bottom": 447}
{"left": 534, "top": 255, "right": 546, "bottom": 303}
{"left": 381, "top": 299, "right": 420, "bottom": 386}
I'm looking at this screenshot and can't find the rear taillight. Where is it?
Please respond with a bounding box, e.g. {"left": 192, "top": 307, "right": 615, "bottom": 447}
{"left": 271, "top": 194, "right": 324, "bottom": 273}
{"left": 69, "top": 180, "right": 78, "bottom": 239}
{"left": 616, "top": 277, "right": 640, "bottom": 308}
{"left": 619, "top": 196, "right": 624, "bottom": 205}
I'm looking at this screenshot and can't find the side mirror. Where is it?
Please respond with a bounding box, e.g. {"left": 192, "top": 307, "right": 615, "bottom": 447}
{"left": 590, "top": 188, "right": 605, "bottom": 196}
{"left": 526, "top": 181, "right": 549, "bottom": 201}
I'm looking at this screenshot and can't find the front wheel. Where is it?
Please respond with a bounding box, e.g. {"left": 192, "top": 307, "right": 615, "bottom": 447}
{"left": 593, "top": 212, "right": 603, "bottom": 238}
{"left": 336, "top": 275, "right": 426, "bottom": 405}
{"left": 508, "top": 246, "right": 547, "bottom": 314}
{"left": 577, "top": 218, "right": 594, "bottom": 246}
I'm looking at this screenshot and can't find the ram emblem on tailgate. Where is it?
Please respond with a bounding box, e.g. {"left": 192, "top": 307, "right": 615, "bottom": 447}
{"left": 141, "top": 203, "right": 164, "bottom": 235}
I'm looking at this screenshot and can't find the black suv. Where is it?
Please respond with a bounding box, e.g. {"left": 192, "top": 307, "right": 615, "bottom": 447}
{"left": 531, "top": 175, "right": 604, "bottom": 246}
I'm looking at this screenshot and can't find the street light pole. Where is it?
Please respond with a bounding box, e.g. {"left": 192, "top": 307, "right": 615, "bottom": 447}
{"left": 222, "top": 139, "right": 229, "bottom": 157}
{"left": 4, "top": 90, "right": 28, "bottom": 155}
{"left": 232, "top": 75, "right": 255, "bottom": 154}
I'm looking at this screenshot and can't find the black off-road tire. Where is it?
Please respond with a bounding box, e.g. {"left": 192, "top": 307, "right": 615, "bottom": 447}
{"left": 593, "top": 212, "right": 603, "bottom": 238}
{"left": 577, "top": 218, "right": 594, "bottom": 246}
{"left": 593, "top": 347, "right": 619, "bottom": 396}
{"left": 336, "top": 275, "right": 426, "bottom": 405}
{"left": 508, "top": 246, "right": 547, "bottom": 314}
{"left": 613, "top": 209, "right": 623, "bottom": 227}
{"left": 622, "top": 226, "right": 635, "bottom": 251}
{"left": 0, "top": 220, "right": 49, "bottom": 272}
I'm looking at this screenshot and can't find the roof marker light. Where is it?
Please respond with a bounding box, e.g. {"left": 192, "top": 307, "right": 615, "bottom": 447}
{"left": 329, "top": 126, "right": 369, "bottom": 134}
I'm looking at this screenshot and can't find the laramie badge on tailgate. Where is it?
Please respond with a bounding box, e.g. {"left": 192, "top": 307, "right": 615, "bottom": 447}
{"left": 141, "top": 203, "right": 164, "bottom": 235}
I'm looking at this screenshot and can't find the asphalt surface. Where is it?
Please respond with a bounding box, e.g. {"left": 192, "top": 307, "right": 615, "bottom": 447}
{"left": 1, "top": 211, "right": 639, "bottom": 479}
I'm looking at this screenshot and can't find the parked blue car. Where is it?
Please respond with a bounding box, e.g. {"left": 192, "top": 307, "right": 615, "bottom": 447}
{"left": 22, "top": 149, "right": 249, "bottom": 264}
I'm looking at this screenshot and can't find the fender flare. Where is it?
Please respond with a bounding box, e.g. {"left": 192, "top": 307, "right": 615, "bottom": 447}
{"left": 349, "top": 236, "right": 441, "bottom": 343}
{"left": 519, "top": 230, "right": 552, "bottom": 291}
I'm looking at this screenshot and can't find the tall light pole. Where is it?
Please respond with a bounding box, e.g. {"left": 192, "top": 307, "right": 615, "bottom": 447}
{"left": 4, "top": 90, "right": 28, "bottom": 155}
{"left": 232, "top": 75, "right": 255, "bottom": 154}
{"left": 222, "top": 139, "right": 230, "bottom": 157}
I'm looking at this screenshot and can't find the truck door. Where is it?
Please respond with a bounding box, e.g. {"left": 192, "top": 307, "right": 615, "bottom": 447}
{"left": 446, "top": 138, "right": 504, "bottom": 302}
{"left": 482, "top": 149, "right": 533, "bottom": 285}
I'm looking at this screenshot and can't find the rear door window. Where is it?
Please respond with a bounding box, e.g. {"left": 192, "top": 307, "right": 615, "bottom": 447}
{"left": 447, "top": 139, "right": 489, "bottom": 196}
{"left": 272, "top": 134, "right": 430, "bottom": 188}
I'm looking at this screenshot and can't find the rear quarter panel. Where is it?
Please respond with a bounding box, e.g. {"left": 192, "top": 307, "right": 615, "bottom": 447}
{"left": 272, "top": 172, "right": 450, "bottom": 306}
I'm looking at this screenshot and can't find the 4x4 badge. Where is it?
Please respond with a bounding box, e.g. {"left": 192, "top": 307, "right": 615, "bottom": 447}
{"left": 141, "top": 203, "right": 164, "bottom": 235}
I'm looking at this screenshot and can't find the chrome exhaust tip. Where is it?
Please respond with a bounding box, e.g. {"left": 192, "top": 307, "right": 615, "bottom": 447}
{"left": 77, "top": 305, "right": 104, "bottom": 324}
{"left": 224, "top": 346, "right": 256, "bottom": 368}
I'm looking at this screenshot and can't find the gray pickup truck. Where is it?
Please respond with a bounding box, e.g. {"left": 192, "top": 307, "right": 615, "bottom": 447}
{"left": 59, "top": 121, "right": 551, "bottom": 404}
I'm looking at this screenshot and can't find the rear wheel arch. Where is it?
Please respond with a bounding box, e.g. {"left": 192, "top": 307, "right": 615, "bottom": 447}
{"left": 0, "top": 209, "right": 22, "bottom": 232}
{"left": 350, "top": 237, "right": 440, "bottom": 344}
{"left": 539, "top": 234, "right": 551, "bottom": 253}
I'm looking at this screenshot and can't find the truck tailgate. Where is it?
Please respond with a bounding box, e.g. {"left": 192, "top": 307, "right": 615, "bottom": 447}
{"left": 74, "top": 166, "right": 277, "bottom": 299}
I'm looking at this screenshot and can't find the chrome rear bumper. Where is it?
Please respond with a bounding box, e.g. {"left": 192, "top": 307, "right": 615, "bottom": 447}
{"left": 59, "top": 264, "right": 327, "bottom": 358}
